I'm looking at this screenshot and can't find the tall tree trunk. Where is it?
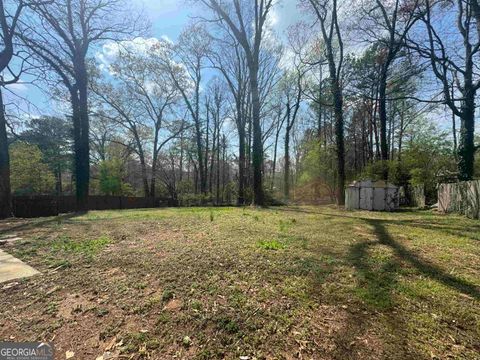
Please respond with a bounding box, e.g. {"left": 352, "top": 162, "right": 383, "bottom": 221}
{"left": 398, "top": 107, "right": 404, "bottom": 161}
{"left": 332, "top": 80, "right": 345, "bottom": 205}
{"left": 249, "top": 67, "right": 264, "bottom": 205}
{"left": 368, "top": 98, "right": 374, "bottom": 161}
{"left": 234, "top": 97, "right": 246, "bottom": 205}
{"left": 389, "top": 103, "right": 395, "bottom": 160}
{"left": 131, "top": 128, "right": 150, "bottom": 198}
{"left": 205, "top": 105, "right": 210, "bottom": 193}
{"left": 353, "top": 127, "right": 358, "bottom": 173}
{"left": 372, "top": 85, "right": 381, "bottom": 158}
{"left": 457, "top": 94, "right": 475, "bottom": 181}
{"left": 452, "top": 112, "right": 457, "bottom": 155}
{"left": 361, "top": 108, "right": 367, "bottom": 167}
{"left": 317, "top": 65, "right": 323, "bottom": 139}
{"left": 140, "top": 158, "right": 150, "bottom": 197}
{"left": 194, "top": 82, "right": 206, "bottom": 194}
{"left": 195, "top": 125, "right": 206, "bottom": 193}
{"left": 150, "top": 165, "right": 157, "bottom": 199}
{"left": 56, "top": 165, "right": 62, "bottom": 195}
{"left": 238, "top": 126, "right": 246, "bottom": 205}
{"left": 284, "top": 101, "right": 292, "bottom": 201}
{"left": 209, "top": 118, "right": 216, "bottom": 195}
{"left": 222, "top": 135, "right": 226, "bottom": 203}
{"left": 284, "top": 127, "right": 290, "bottom": 201}
{"left": 150, "top": 124, "right": 161, "bottom": 199}
{"left": 271, "top": 126, "right": 280, "bottom": 191}
{"left": 216, "top": 130, "right": 220, "bottom": 204}
{"left": 179, "top": 134, "right": 184, "bottom": 182}
{"left": 378, "top": 75, "right": 389, "bottom": 162}
{"left": 323, "top": 106, "right": 327, "bottom": 148}
{"left": 452, "top": 85, "right": 458, "bottom": 155}
{"left": 194, "top": 163, "right": 198, "bottom": 194}
{"left": 74, "top": 60, "right": 90, "bottom": 212}
{"left": 0, "top": 88, "right": 11, "bottom": 219}
{"left": 246, "top": 100, "right": 252, "bottom": 195}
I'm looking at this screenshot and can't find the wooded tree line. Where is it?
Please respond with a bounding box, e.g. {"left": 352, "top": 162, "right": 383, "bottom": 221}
{"left": 0, "top": 0, "right": 479, "bottom": 218}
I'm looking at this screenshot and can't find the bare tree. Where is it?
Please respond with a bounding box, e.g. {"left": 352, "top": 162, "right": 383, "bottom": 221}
{"left": 204, "top": 79, "right": 226, "bottom": 202}
{"left": 278, "top": 65, "right": 304, "bottom": 201}
{"left": 0, "top": 0, "right": 44, "bottom": 218}
{"left": 208, "top": 33, "right": 250, "bottom": 204}
{"left": 358, "top": 0, "right": 421, "bottom": 164}
{"left": 161, "top": 24, "right": 211, "bottom": 194}
{"left": 201, "top": 0, "right": 275, "bottom": 206}
{"left": 92, "top": 83, "right": 151, "bottom": 196}
{"left": 111, "top": 42, "right": 184, "bottom": 197}
{"left": 306, "top": 0, "right": 346, "bottom": 205}
{"left": 92, "top": 40, "right": 185, "bottom": 198}
{"left": 19, "top": 0, "right": 143, "bottom": 210}
{"left": 408, "top": 0, "right": 480, "bottom": 180}
{"left": 270, "top": 101, "right": 284, "bottom": 191}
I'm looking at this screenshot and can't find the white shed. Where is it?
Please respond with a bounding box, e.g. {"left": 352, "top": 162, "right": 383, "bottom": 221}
{"left": 345, "top": 180, "right": 399, "bottom": 211}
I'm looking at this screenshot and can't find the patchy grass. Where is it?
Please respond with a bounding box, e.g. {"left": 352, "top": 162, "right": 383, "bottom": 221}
{"left": 257, "top": 239, "right": 285, "bottom": 250}
{"left": 52, "top": 235, "right": 111, "bottom": 256}
{"left": 0, "top": 206, "right": 479, "bottom": 359}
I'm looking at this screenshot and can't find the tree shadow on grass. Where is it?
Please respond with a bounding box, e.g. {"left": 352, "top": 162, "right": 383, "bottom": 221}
{"left": 362, "top": 218, "right": 480, "bottom": 300}
{"left": 349, "top": 239, "right": 401, "bottom": 309}
{"left": 333, "top": 218, "right": 480, "bottom": 357}
{"left": 275, "top": 206, "right": 480, "bottom": 300}
{"left": 0, "top": 212, "right": 84, "bottom": 236}
{"left": 276, "top": 206, "right": 480, "bottom": 242}
{"left": 364, "top": 216, "right": 480, "bottom": 243}
{"left": 298, "top": 239, "right": 424, "bottom": 358}
{"left": 284, "top": 206, "right": 480, "bottom": 357}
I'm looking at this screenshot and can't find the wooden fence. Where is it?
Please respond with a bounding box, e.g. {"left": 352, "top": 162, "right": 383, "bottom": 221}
{"left": 438, "top": 180, "right": 480, "bottom": 219}
{"left": 12, "top": 195, "right": 176, "bottom": 218}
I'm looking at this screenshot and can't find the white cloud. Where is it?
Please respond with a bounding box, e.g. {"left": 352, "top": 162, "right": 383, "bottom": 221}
{"left": 95, "top": 36, "right": 173, "bottom": 73}
{"left": 5, "top": 82, "right": 28, "bottom": 94}
{"left": 271, "top": 0, "right": 303, "bottom": 36}
{"left": 160, "top": 34, "right": 174, "bottom": 44}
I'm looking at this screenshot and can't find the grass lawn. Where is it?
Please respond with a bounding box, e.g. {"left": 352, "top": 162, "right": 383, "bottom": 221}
{"left": 0, "top": 206, "right": 479, "bottom": 359}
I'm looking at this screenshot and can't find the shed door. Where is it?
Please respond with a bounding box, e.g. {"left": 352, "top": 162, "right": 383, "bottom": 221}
{"left": 360, "top": 187, "right": 373, "bottom": 210}
{"left": 373, "top": 187, "right": 386, "bottom": 211}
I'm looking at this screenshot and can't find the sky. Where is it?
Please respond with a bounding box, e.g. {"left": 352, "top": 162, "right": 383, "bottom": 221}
{"left": 6, "top": 0, "right": 303, "bottom": 118}
{"left": 139, "top": 0, "right": 302, "bottom": 41}
{"left": 6, "top": 0, "right": 476, "bottom": 136}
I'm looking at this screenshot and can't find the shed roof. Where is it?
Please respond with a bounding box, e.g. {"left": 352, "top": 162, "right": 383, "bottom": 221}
{"left": 348, "top": 179, "right": 398, "bottom": 189}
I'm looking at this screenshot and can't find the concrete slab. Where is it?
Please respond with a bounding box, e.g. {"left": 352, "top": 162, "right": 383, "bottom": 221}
{"left": 0, "top": 249, "right": 40, "bottom": 284}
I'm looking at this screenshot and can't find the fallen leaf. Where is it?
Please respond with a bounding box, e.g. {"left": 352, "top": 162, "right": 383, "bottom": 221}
{"left": 105, "top": 337, "right": 117, "bottom": 351}
{"left": 46, "top": 286, "right": 60, "bottom": 295}
{"left": 2, "top": 282, "right": 19, "bottom": 290}
{"left": 163, "top": 299, "right": 183, "bottom": 311}
{"left": 96, "top": 351, "right": 116, "bottom": 360}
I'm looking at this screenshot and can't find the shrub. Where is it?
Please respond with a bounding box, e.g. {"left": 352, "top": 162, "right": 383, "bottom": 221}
{"left": 9, "top": 142, "right": 55, "bottom": 195}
